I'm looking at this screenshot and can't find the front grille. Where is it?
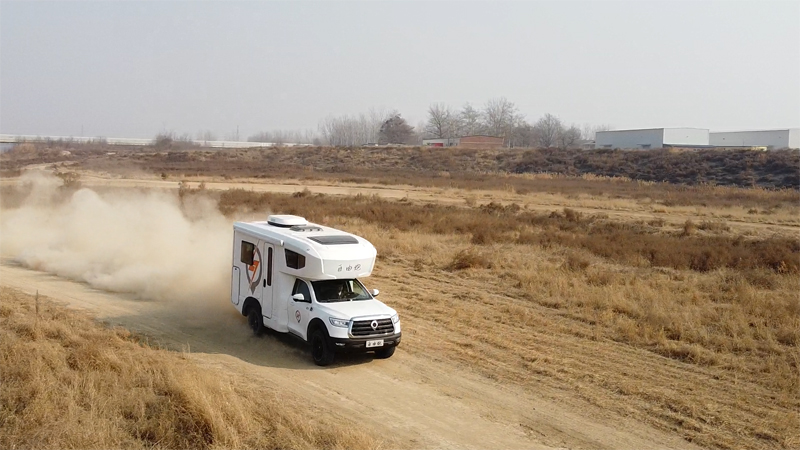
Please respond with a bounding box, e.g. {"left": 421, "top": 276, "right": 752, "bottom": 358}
{"left": 351, "top": 318, "right": 394, "bottom": 337}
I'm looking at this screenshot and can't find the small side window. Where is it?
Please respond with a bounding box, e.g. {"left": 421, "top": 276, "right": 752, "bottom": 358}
{"left": 241, "top": 241, "right": 255, "bottom": 265}
{"left": 285, "top": 249, "right": 306, "bottom": 269}
{"left": 266, "top": 247, "right": 273, "bottom": 286}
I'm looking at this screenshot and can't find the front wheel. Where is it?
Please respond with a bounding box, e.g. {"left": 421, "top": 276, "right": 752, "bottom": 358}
{"left": 247, "top": 305, "right": 264, "bottom": 336}
{"left": 374, "top": 345, "right": 395, "bottom": 359}
{"left": 311, "top": 328, "right": 335, "bottom": 366}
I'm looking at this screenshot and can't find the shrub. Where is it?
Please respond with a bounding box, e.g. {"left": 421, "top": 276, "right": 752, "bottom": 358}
{"left": 682, "top": 219, "right": 697, "bottom": 237}
{"left": 446, "top": 249, "right": 493, "bottom": 271}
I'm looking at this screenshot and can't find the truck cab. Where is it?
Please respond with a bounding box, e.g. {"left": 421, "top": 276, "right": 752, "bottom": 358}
{"left": 230, "top": 215, "right": 401, "bottom": 365}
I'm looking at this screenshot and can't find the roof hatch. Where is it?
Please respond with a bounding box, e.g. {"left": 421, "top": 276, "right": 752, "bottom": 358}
{"left": 308, "top": 235, "right": 359, "bottom": 245}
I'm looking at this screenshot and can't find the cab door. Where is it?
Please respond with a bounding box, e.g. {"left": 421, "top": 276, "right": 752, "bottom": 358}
{"left": 288, "top": 278, "right": 313, "bottom": 340}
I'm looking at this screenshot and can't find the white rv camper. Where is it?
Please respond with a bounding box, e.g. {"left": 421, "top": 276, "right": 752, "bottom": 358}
{"left": 231, "top": 215, "right": 401, "bottom": 365}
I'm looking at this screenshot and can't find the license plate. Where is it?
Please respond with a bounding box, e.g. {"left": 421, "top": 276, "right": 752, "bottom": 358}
{"left": 366, "top": 339, "right": 384, "bottom": 348}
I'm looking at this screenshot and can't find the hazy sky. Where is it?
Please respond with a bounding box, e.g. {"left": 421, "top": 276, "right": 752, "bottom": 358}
{"left": 1, "top": 1, "right": 798, "bottom": 139}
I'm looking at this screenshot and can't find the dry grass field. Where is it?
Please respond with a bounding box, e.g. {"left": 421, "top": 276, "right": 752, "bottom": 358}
{"left": 0, "top": 287, "right": 388, "bottom": 450}
{"left": 1, "top": 144, "right": 799, "bottom": 449}
{"left": 197, "top": 188, "right": 799, "bottom": 450}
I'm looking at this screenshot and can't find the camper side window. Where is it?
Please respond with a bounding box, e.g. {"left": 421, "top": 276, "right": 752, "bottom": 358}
{"left": 241, "top": 241, "right": 255, "bottom": 265}
{"left": 285, "top": 249, "right": 306, "bottom": 269}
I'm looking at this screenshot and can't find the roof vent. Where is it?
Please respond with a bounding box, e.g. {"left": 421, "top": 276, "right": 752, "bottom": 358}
{"left": 290, "top": 225, "right": 323, "bottom": 232}
{"left": 267, "top": 214, "right": 308, "bottom": 228}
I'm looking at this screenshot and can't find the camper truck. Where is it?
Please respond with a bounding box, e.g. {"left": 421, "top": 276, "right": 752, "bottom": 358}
{"left": 231, "top": 215, "right": 401, "bottom": 365}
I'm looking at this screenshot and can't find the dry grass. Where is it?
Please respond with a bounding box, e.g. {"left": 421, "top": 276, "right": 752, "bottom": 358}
{"left": 3, "top": 143, "right": 799, "bottom": 207}
{"left": 3, "top": 166, "right": 799, "bottom": 449}
{"left": 345, "top": 221, "right": 800, "bottom": 450}
{"left": 0, "top": 287, "right": 386, "bottom": 450}
{"left": 205, "top": 189, "right": 799, "bottom": 449}
{"left": 209, "top": 189, "right": 799, "bottom": 274}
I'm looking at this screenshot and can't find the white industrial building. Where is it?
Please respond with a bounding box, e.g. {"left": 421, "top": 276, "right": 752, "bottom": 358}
{"left": 709, "top": 129, "right": 799, "bottom": 150}
{"left": 595, "top": 128, "right": 710, "bottom": 150}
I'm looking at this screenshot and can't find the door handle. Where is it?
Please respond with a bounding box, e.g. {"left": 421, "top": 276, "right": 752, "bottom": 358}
{"left": 263, "top": 279, "right": 266, "bottom": 288}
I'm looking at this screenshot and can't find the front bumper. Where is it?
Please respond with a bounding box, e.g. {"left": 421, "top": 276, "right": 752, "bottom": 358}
{"left": 329, "top": 332, "right": 402, "bottom": 352}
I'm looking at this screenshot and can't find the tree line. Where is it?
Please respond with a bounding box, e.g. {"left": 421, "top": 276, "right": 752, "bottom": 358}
{"left": 228, "top": 98, "right": 613, "bottom": 147}
{"left": 423, "top": 98, "right": 611, "bottom": 149}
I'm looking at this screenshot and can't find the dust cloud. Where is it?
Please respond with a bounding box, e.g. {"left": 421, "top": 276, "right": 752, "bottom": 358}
{"left": 0, "top": 171, "right": 232, "bottom": 305}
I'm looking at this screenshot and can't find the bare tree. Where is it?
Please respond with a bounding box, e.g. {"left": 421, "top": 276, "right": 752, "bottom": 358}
{"left": 532, "top": 113, "right": 563, "bottom": 148}
{"left": 508, "top": 122, "right": 535, "bottom": 148}
{"left": 426, "top": 103, "right": 459, "bottom": 138}
{"left": 196, "top": 130, "right": 217, "bottom": 144}
{"left": 483, "top": 97, "right": 520, "bottom": 145}
{"left": 459, "top": 103, "right": 483, "bottom": 136}
{"left": 581, "top": 123, "right": 613, "bottom": 141}
{"left": 248, "top": 129, "right": 316, "bottom": 145}
{"left": 318, "top": 107, "right": 392, "bottom": 146}
{"left": 558, "top": 125, "right": 582, "bottom": 150}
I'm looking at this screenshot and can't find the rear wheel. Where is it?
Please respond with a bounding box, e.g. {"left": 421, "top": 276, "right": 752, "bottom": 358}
{"left": 311, "top": 328, "right": 335, "bottom": 366}
{"left": 374, "top": 345, "right": 395, "bottom": 359}
{"left": 247, "top": 305, "right": 264, "bottom": 336}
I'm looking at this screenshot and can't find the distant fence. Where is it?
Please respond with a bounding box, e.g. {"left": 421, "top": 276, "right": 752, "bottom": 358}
{"left": 0, "top": 134, "right": 309, "bottom": 149}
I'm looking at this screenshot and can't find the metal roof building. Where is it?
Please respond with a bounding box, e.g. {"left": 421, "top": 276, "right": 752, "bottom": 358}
{"left": 595, "top": 128, "right": 710, "bottom": 150}
{"left": 709, "top": 129, "right": 799, "bottom": 150}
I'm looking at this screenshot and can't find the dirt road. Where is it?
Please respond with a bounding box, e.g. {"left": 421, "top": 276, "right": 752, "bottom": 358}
{"left": 0, "top": 260, "right": 698, "bottom": 450}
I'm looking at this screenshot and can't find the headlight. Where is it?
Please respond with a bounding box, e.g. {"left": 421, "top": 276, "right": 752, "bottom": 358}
{"left": 329, "top": 317, "right": 350, "bottom": 328}
{"left": 391, "top": 314, "right": 400, "bottom": 324}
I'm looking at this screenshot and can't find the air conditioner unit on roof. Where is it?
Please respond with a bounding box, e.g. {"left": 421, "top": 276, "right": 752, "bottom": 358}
{"left": 267, "top": 214, "right": 308, "bottom": 227}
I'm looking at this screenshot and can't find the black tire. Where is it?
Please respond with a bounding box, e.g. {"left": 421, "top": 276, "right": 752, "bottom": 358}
{"left": 246, "top": 305, "right": 264, "bottom": 336}
{"left": 374, "top": 345, "right": 395, "bottom": 359}
{"left": 310, "top": 328, "right": 335, "bottom": 366}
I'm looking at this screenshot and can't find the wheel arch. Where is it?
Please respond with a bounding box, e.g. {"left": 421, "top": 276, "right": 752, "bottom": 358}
{"left": 242, "top": 297, "right": 260, "bottom": 317}
{"left": 307, "top": 318, "right": 328, "bottom": 339}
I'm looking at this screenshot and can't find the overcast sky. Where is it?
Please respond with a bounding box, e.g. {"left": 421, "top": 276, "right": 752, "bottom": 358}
{"left": 1, "top": 0, "right": 798, "bottom": 139}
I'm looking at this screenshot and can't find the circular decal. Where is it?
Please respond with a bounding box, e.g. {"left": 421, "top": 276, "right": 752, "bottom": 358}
{"left": 295, "top": 310, "right": 301, "bottom": 322}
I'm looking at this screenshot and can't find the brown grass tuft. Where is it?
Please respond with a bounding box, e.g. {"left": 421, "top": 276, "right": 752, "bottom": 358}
{"left": 447, "top": 249, "right": 493, "bottom": 271}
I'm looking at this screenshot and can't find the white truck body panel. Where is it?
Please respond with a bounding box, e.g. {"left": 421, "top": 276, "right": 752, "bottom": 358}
{"left": 230, "top": 216, "right": 400, "bottom": 352}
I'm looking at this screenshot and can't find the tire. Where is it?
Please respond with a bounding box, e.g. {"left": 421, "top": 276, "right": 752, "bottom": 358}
{"left": 374, "top": 345, "right": 395, "bottom": 359}
{"left": 246, "top": 305, "right": 264, "bottom": 336}
{"left": 310, "top": 328, "right": 335, "bottom": 366}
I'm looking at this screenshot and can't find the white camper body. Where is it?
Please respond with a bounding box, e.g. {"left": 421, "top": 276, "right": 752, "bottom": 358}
{"left": 231, "top": 215, "right": 401, "bottom": 365}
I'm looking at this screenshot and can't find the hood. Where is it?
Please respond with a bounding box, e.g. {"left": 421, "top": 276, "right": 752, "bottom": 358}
{"left": 316, "top": 299, "right": 396, "bottom": 320}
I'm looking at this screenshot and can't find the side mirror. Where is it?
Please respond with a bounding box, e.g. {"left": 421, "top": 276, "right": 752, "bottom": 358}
{"left": 292, "top": 293, "right": 306, "bottom": 302}
{"left": 370, "top": 289, "right": 380, "bottom": 297}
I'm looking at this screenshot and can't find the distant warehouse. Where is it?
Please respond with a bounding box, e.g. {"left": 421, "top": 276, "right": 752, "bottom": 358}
{"left": 710, "top": 129, "right": 799, "bottom": 150}
{"left": 422, "top": 135, "right": 504, "bottom": 149}
{"left": 595, "top": 128, "right": 710, "bottom": 150}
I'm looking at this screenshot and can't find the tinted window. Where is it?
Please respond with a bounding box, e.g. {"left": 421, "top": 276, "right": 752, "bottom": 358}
{"left": 292, "top": 279, "right": 311, "bottom": 301}
{"left": 241, "top": 241, "right": 255, "bottom": 265}
{"left": 312, "top": 279, "right": 371, "bottom": 303}
{"left": 285, "top": 249, "right": 306, "bottom": 269}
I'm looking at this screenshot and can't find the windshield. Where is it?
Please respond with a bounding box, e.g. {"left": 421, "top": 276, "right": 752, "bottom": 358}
{"left": 312, "top": 279, "right": 372, "bottom": 303}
